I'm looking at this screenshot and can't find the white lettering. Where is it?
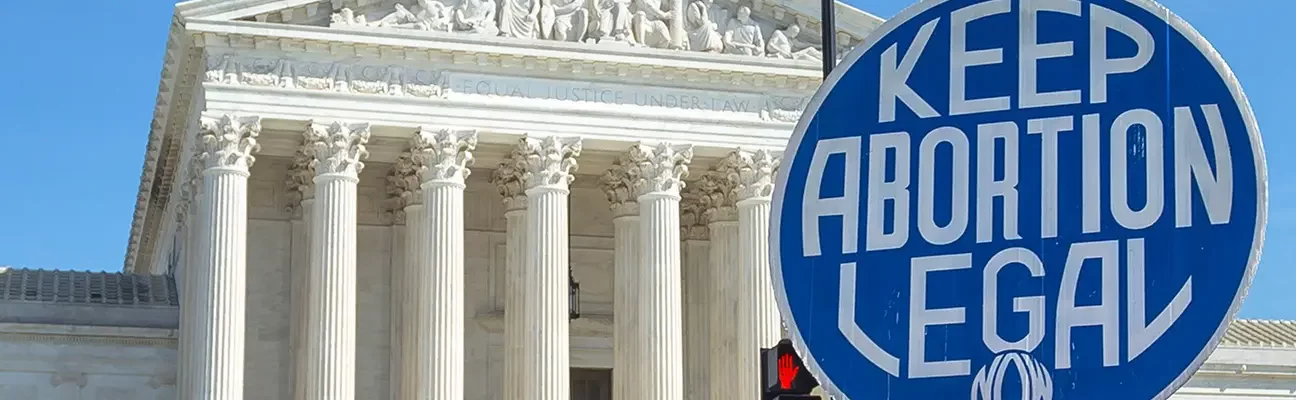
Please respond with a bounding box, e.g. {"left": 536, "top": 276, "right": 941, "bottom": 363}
{"left": 909, "top": 253, "right": 972, "bottom": 378}
{"left": 1028, "top": 116, "right": 1076, "bottom": 238}
{"left": 867, "top": 132, "right": 912, "bottom": 251}
{"left": 1019, "top": 0, "right": 1083, "bottom": 108}
{"left": 918, "top": 127, "right": 971, "bottom": 245}
{"left": 976, "top": 122, "right": 1021, "bottom": 243}
{"left": 1175, "top": 104, "right": 1234, "bottom": 227}
{"left": 1055, "top": 240, "right": 1120, "bottom": 369}
{"left": 839, "top": 262, "right": 901, "bottom": 376}
{"left": 1089, "top": 4, "right": 1154, "bottom": 104}
{"left": 880, "top": 19, "right": 942, "bottom": 123}
{"left": 803, "top": 137, "right": 861, "bottom": 256}
{"left": 982, "top": 247, "right": 1047, "bottom": 353}
{"left": 1127, "top": 238, "right": 1193, "bottom": 361}
{"left": 1111, "top": 108, "right": 1165, "bottom": 230}
{"left": 950, "top": 0, "right": 1012, "bottom": 115}
{"left": 1082, "top": 113, "right": 1102, "bottom": 234}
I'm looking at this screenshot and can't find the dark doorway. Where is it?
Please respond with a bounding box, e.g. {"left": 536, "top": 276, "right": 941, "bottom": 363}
{"left": 571, "top": 368, "right": 611, "bottom": 400}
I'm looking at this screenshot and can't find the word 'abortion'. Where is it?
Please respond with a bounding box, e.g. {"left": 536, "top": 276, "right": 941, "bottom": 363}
{"left": 803, "top": 0, "right": 1236, "bottom": 255}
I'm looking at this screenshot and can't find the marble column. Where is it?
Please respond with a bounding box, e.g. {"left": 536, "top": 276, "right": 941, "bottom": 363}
{"left": 720, "top": 150, "right": 782, "bottom": 400}
{"left": 697, "top": 173, "right": 740, "bottom": 400}
{"left": 303, "top": 121, "right": 370, "bottom": 400}
{"left": 409, "top": 128, "right": 478, "bottom": 400}
{"left": 388, "top": 153, "right": 422, "bottom": 400}
{"left": 517, "top": 136, "right": 583, "bottom": 400}
{"left": 286, "top": 150, "right": 315, "bottom": 400}
{"left": 178, "top": 142, "right": 204, "bottom": 400}
{"left": 629, "top": 142, "right": 693, "bottom": 400}
{"left": 190, "top": 114, "right": 260, "bottom": 400}
{"left": 491, "top": 158, "right": 527, "bottom": 400}
{"left": 729, "top": 150, "right": 783, "bottom": 347}
{"left": 679, "top": 184, "right": 713, "bottom": 400}
{"left": 599, "top": 162, "right": 640, "bottom": 400}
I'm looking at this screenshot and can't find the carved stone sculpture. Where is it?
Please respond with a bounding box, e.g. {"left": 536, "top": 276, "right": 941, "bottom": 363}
{"left": 453, "top": 0, "right": 501, "bottom": 35}
{"left": 586, "top": 0, "right": 633, "bottom": 43}
{"left": 684, "top": 0, "right": 722, "bottom": 52}
{"left": 330, "top": 8, "right": 368, "bottom": 26}
{"left": 722, "top": 6, "right": 763, "bottom": 56}
{"left": 539, "top": 0, "right": 590, "bottom": 41}
{"left": 630, "top": 0, "right": 684, "bottom": 49}
{"left": 767, "top": 23, "right": 822, "bottom": 61}
{"left": 499, "top": 0, "right": 542, "bottom": 38}
{"left": 334, "top": 1, "right": 453, "bottom": 32}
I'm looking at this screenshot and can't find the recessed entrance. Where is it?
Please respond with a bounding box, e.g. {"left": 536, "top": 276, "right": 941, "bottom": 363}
{"left": 571, "top": 368, "right": 611, "bottom": 400}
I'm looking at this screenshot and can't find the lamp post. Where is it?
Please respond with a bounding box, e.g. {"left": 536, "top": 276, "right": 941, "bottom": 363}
{"left": 569, "top": 266, "right": 580, "bottom": 320}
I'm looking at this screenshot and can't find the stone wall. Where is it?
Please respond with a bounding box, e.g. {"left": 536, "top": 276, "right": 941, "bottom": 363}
{"left": 0, "top": 325, "right": 177, "bottom": 400}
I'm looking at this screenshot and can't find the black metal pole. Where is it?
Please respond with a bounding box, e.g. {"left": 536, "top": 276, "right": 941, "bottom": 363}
{"left": 820, "top": 0, "right": 837, "bottom": 78}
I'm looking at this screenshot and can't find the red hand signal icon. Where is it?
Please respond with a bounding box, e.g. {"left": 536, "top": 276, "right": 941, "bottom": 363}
{"left": 778, "top": 353, "right": 800, "bottom": 389}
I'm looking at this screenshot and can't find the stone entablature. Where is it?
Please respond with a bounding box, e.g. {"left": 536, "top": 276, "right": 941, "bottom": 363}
{"left": 202, "top": 49, "right": 813, "bottom": 123}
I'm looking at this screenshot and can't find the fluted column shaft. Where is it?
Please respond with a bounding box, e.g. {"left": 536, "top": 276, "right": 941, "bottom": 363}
{"left": 502, "top": 207, "right": 526, "bottom": 400}
{"left": 291, "top": 199, "right": 314, "bottom": 400}
{"left": 419, "top": 182, "right": 465, "bottom": 400}
{"left": 493, "top": 161, "right": 528, "bottom": 400}
{"left": 304, "top": 121, "right": 369, "bottom": 400}
{"left": 179, "top": 169, "right": 203, "bottom": 400}
{"left": 706, "top": 219, "right": 739, "bottom": 400}
{"left": 406, "top": 128, "right": 477, "bottom": 400}
{"left": 524, "top": 186, "right": 573, "bottom": 400}
{"left": 730, "top": 198, "right": 763, "bottom": 400}
{"left": 612, "top": 214, "right": 640, "bottom": 400}
{"left": 197, "top": 168, "right": 250, "bottom": 400}
{"left": 398, "top": 203, "right": 425, "bottom": 399}
{"left": 190, "top": 114, "right": 259, "bottom": 400}
{"left": 306, "top": 173, "right": 358, "bottom": 400}
{"left": 682, "top": 237, "right": 710, "bottom": 400}
{"left": 600, "top": 165, "right": 640, "bottom": 400}
{"left": 726, "top": 149, "right": 782, "bottom": 400}
{"left": 629, "top": 142, "right": 693, "bottom": 400}
{"left": 638, "top": 193, "right": 684, "bottom": 400}
{"left": 738, "top": 198, "right": 780, "bottom": 346}
{"left": 287, "top": 149, "right": 315, "bottom": 400}
{"left": 516, "top": 136, "right": 582, "bottom": 400}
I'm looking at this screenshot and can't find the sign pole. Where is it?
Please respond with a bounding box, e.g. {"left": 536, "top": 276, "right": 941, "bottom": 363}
{"left": 819, "top": 0, "right": 835, "bottom": 77}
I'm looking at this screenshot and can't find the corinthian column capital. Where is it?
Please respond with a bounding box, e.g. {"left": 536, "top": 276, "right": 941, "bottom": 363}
{"left": 628, "top": 142, "right": 694, "bottom": 198}
{"left": 199, "top": 114, "right": 261, "bottom": 171}
{"left": 515, "top": 136, "right": 583, "bottom": 191}
{"left": 721, "top": 149, "right": 781, "bottom": 202}
{"left": 305, "top": 121, "right": 371, "bottom": 177}
{"left": 384, "top": 153, "right": 423, "bottom": 224}
{"left": 286, "top": 148, "right": 316, "bottom": 213}
{"left": 599, "top": 160, "right": 639, "bottom": 218}
{"left": 491, "top": 159, "right": 527, "bottom": 212}
{"left": 679, "top": 188, "right": 710, "bottom": 241}
{"left": 693, "top": 172, "right": 738, "bottom": 223}
{"left": 412, "top": 128, "right": 478, "bottom": 186}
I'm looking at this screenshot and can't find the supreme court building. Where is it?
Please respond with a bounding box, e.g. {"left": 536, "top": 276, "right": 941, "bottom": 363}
{"left": 0, "top": 0, "right": 1293, "bottom": 399}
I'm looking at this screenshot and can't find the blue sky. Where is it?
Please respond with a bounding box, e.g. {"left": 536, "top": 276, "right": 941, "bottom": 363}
{"left": 0, "top": 0, "right": 1290, "bottom": 319}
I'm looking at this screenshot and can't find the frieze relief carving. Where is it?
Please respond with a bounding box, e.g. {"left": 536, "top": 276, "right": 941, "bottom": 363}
{"left": 203, "top": 53, "right": 446, "bottom": 98}
{"left": 203, "top": 53, "right": 812, "bottom": 121}
{"left": 326, "top": 0, "right": 856, "bottom": 59}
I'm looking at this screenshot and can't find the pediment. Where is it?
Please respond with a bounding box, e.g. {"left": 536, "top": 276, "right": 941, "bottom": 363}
{"left": 176, "top": 0, "right": 882, "bottom": 62}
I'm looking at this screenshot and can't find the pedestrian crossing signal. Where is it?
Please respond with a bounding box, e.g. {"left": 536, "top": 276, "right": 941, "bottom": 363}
{"left": 761, "top": 339, "right": 820, "bottom": 400}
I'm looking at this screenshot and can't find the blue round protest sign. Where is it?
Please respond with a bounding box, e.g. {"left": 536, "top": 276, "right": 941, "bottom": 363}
{"left": 769, "top": 1, "right": 1267, "bottom": 399}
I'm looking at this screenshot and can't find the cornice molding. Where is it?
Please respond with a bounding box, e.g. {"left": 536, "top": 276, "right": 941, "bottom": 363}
{"left": 188, "top": 19, "right": 827, "bottom": 86}
{"left": 0, "top": 323, "right": 178, "bottom": 347}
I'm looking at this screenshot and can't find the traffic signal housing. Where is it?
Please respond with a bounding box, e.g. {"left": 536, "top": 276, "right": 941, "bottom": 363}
{"left": 761, "top": 339, "right": 821, "bottom": 400}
